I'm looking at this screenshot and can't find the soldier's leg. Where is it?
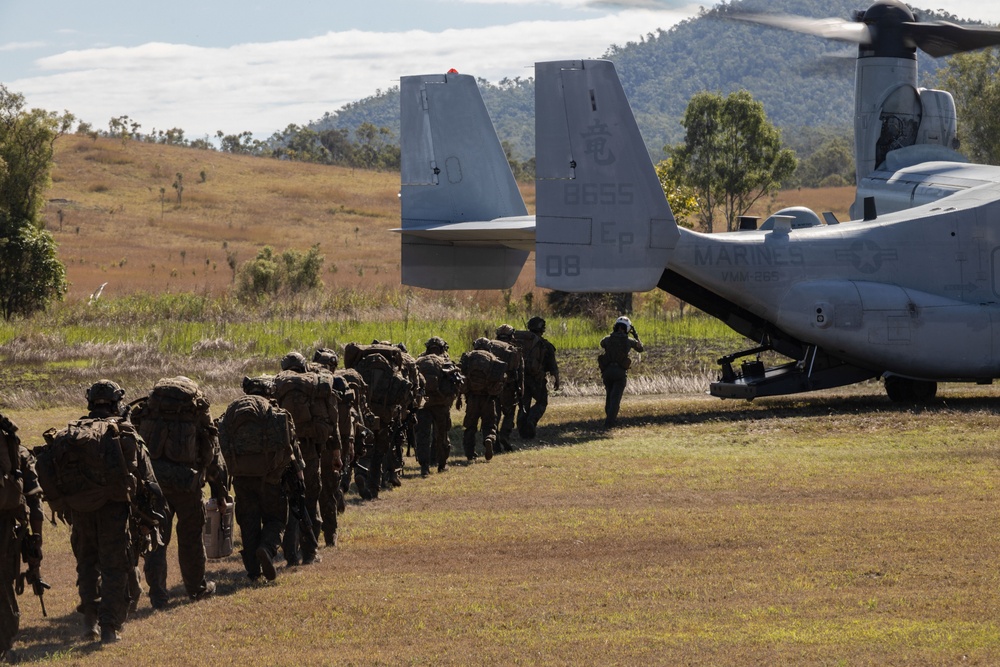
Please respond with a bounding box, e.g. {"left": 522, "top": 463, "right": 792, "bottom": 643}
{"left": 143, "top": 498, "right": 176, "bottom": 609}
{"left": 282, "top": 509, "right": 301, "bottom": 566}
{"left": 527, "top": 383, "right": 549, "bottom": 434}
{"left": 431, "top": 405, "right": 451, "bottom": 471}
{"left": 415, "top": 408, "right": 433, "bottom": 475}
{"left": 0, "top": 516, "right": 20, "bottom": 654}
{"left": 497, "top": 387, "right": 516, "bottom": 450}
{"left": 604, "top": 365, "right": 628, "bottom": 426}
{"left": 96, "top": 502, "right": 133, "bottom": 636}
{"left": 462, "top": 399, "right": 480, "bottom": 460}
{"left": 518, "top": 382, "right": 541, "bottom": 439}
{"left": 319, "top": 449, "right": 339, "bottom": 545}
{"left": 234, "top": 478, "right": 264, "bottom": 578}
{"left": 366, "top": 420, "right": 391, "bottom": 500}
{"left": 170, "top": 489, "right": 211, "bottom": 599}
{"left": 258, "top": 481, "right": 286, "bottom": 580}
{"left": 482, "top": 396, "right": 498, "bottom": 461}
{"left": 301, "top": 454, "right": 322, "bottom": 542}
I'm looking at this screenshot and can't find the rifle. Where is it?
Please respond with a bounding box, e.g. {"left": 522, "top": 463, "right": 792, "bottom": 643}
{"left": 16, "top": 532, "right": 49, "bottom": 617}
{"left": 281, "top": 465, "right": 318, "bottom": 554}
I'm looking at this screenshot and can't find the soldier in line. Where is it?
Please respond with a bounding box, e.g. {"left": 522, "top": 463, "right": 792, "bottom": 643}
{"left": 275, "top": 352, "right": 339, "bottom": 565}
{"left": 415, "top": 337, "right": 464, "bottom": 476}
{"left": 218, "top": 379, "right": 303, "bottom": 581}
{"left": 0, "top": 412, "right": 43, "bottom": 661}
{"left": 334, "top": 367, "right": 373, "bottom": 504}
{"left": 347, "top": 342, "right": 412, "bottom": 500}
{"left": 38, "top": 381, "right": 156, "bottom": 643}
{"left": 598, "top": 317, "right": 644, "bottom": 428}
{"left": 313, "top": 348, "right": 347, "bottom": 545}
{"left": 516, "top": 316, "right": 560, "bottom": 439}
{"left": 488, "top": 325, "right": 523, "bottom": 453}
{"left": 133, "top": 376, "right": 226, "bottom": 609}
{"left": 459, "top": 339, "right": 506, "bottom": 461}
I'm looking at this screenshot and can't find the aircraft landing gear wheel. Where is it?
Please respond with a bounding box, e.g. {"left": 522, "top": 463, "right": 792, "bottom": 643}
{"left": 884, "top": 376, "right": 937, "bottom": 403}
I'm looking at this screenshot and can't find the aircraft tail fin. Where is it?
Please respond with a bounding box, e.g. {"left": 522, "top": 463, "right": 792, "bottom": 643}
{"left": 399, "top": 72, "right": 529, "bottom": 290}
{"left": 534, "top": 60, "right": 678, "bottom": 292}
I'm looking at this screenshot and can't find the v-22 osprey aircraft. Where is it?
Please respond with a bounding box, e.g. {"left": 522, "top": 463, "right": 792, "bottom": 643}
{"left": 396, "top": 0, "right": 1000, "bottom": 402}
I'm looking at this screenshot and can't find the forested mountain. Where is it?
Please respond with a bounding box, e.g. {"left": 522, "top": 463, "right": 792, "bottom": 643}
{"left": 309, "top": 0, "right": 972, "bottom": 160}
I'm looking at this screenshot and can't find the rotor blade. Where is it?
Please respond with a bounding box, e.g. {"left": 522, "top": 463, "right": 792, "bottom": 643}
{"left": 731, "top": 13, "right": 873, "bottom": 45}
{"left": 904, "top": 21, "right": 1000, "bottom": 57}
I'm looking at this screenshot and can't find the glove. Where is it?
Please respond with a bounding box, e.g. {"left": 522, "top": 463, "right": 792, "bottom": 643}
{"left": 553, "top": 377, "right": 561, "bottom": 391}
{"left": 23, "top": 533, "right": 43, "bottom": 567}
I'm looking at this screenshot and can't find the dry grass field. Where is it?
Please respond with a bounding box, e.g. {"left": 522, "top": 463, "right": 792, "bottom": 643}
{"left": 4, "top": 388, "right": 999, "bottom": 666}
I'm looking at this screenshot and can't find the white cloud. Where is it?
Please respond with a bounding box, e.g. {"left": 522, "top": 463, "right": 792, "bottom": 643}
{"left": 10, "top": 8, "right": 697, "bottom": 138}
{"left": 0, "top": 41, "right": 47, "bottom": 52}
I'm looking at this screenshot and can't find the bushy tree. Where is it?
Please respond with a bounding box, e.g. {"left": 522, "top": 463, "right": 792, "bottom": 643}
{"left": 936, "top": 48, "right": 1000, "bottom": 165}
{"left": 0, "top": 85, "right": 71, "bottom": 320}
{"left": 235, "top": 244, "right": 324, "bottom": 302}
{"left": 670, "top": 90, "right": 796, "bottom": 232}
{"left": 654, "top": 157, "right": 699, "bottom": 229}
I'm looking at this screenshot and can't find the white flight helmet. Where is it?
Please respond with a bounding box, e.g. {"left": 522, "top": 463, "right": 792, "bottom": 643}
{"left": 614, "top": 316, "right": 632, "bottom": 330}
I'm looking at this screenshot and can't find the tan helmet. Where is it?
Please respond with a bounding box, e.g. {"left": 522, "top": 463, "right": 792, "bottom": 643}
{"left": 87, "top": 379, "right": 125, "bottom": 406}
{"left": 280, "top": 351, "right": 307, "bottom": 372}
{"left": 496, "top": 324, "right": 515, "bottom": 340}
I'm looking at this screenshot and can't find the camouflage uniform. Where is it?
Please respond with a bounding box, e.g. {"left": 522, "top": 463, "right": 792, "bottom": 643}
{"left": 334, "top": 368, "right": 372, "bottom": 502}
{"left": 415, "top": 337, "right": 462, "bottom": 475}
{"left": 599, "top": 319, "right": 644, "bottom": 427}
{"left": 459, "top": 339, "right": 504, "bottom": 461}
{"left": 45, "top": 381, "right": 153, "bottom": 643}
{"left": 277, "top": 352, "right": 339, "bottom": 565}
{"left": 219, "top": 384, "right": 302, "bottom": 581}
{"left": 0, "top": 414, "right": 43, "bottom": 660}
{"left": 133, "top": 376, "right": 223, "bottom": 608}
{"left": 489, "top": 326, "right": 523, "bottom": 452}
{"left": 312, "top": 348, "right": 345, "bottom": 545}
{"left": 517, "top": 317, "right": 560, "bottom": 439}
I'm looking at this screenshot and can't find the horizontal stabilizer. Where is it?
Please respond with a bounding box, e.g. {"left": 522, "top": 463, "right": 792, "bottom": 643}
{"left": 534, "top": 60, "right": 679, "bottom": 293}
{"left": 401, "top": 234, "right": 527, "bottom": 290}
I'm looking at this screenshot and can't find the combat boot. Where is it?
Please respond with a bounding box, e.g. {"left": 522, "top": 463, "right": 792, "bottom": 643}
{"left": 191, "top": 580, "right": 216, "bottom": 601}
{"left": 83, "top": 610, "right": 100, "bottom": 641}
{"left": 257, "top": 545, "right": 277, "bottom": 581}
{"left": 420, "top": 464, "right": 430, "bottom": 478}
{"left": 100, "top": 626, "right": 121, "bottom": 644}
{"left": 484, "top": 439, "right": 494, "bottom": 461}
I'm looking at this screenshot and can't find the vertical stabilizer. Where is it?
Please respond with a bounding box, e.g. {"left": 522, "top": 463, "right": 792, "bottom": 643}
{"left": 534, "top": 60, "right": 678, "bottom": 292}
{"left": 400, "top": 72, "right": 529, "bottom": 289}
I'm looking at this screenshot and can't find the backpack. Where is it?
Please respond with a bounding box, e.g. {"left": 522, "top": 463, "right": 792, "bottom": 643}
{"left": 598, "top": 334, "right": 633, "bottom": 372}
{"left": 137, "top": 376, "right": 210, "bottom": 466}
{"left": 272, "top": 370, "right": 335, "bottom": 443}
{"left": 37, "top": 418, "right": 133, "bottom": 511}
{"left": 512, "top": 330, "right": 545, "bottom": 379}
{"left": 479, "top": 339, "right": 520, "bottom": 379}
{"left": 217, "top": 395, "right": 294, "bottom": 480}
{"left": 353, "top": 353, "right": 412, "bottom": 408}
{"left": 0, "top": 415, "right": 23, "bottom": 512}
{"left": 417, "top": 354, "right": 463, "bottom": 399}
{"left": 461, "top": 349, "right": 507, "bottom": 396}
{"left": 343, "top": 342, "right": 403, "bottom": 373}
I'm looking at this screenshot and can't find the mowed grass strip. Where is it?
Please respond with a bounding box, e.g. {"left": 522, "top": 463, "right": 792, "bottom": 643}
{"left": 8, "top": 392, "right": 1000, "bottom": 665}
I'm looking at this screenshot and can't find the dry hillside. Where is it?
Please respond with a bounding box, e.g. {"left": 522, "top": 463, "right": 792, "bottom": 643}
{"left": 44, "top": 135, "right": 850, "bottom": 301}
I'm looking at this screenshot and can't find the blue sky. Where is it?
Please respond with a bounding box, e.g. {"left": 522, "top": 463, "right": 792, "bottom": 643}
{"left": 2, "top": 0, "right": 999, "bottom": 140}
